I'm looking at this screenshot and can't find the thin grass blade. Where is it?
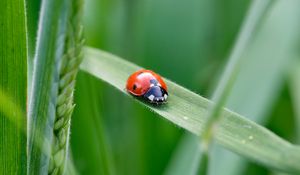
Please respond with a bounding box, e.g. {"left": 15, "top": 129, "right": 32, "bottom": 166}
{"left": 26, "top": 0, "right": 41, "bottom": 97}
{"left": 165, "top": 0, "right": 300, "bottom": 174}
{"left": 200, "top": 0, "right": 272, "bottom": 147}
{"left": 209, "top": 1, "right": 300, "bottom": 174}
{"left": 289, "top": 61, "right": 300, "bottom": 143}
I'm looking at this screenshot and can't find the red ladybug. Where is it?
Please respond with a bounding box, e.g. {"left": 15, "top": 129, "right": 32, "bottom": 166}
{"left": 126, "top": 69, "right": 168, "bottom": 104}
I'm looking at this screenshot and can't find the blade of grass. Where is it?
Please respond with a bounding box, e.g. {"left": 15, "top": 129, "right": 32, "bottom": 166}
{"left": 166, "top": 0, "right": 300, "bottom": 174}
{"left": 0, "top": 0, "right": 27, "bottom": 174}
{"left": 195, "top": 1, "right": 272, "bottom": 173}
{"left": 289, "top": 61, "right": 300, "bottom": 143}
{"left": 200, "top": 0, "right": 272, "bottom": 149}
{"left": 26, "top": 0, "right": 41, "bottom": 97}
{"left": 81, "top": 47, "right": 300, "bottom": 174}
{"left": 209, "top": 1, "right": 300, "bottom": 174}
{"left": 27, "top": 0, "right": 71, "bottom": 174}
{"left": 199, "top": 0, "right": 272, "bottom": 174}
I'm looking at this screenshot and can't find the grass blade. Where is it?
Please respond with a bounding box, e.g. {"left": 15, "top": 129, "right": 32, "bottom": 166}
{"left": 197, "top": 0, "right": 270, "bottom": 174}
{"left": 200, "top": 0, "right": 272, "bottom": 147}
{"left": 197, "top": 1, "right": 272, "bottom": 173}
{"left": 165, "top": 1, "right": 300, "bottom": 174}
{"left": 27, "top": 0, "right": 71, "bottom": 174}
{"left": 0, "top": 0, "right": 27, "bottom": 174}
{"left": 26, "top": 0, "right": 41, "bottom": 97}
{"left": 81, "top": 47, "right": 300, "bottom": 174}
{"left": 209, "top": 1, "right": 300, "bottom": 174}
{"left": 289, "top": 62, "right": 300, "bottom": 143}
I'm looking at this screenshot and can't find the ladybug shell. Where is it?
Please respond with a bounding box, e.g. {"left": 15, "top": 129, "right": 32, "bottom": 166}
{"left": 126, "top": 69, "right": 167, "bottom": 96}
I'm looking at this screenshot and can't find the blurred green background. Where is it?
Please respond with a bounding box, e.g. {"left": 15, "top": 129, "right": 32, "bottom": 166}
{"left": 22, "top": 0, "right": 297, "bottom": 174}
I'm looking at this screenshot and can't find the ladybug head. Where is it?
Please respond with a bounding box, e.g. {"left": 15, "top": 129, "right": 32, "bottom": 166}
{"left": 143, "top": 85, "right": 168, "bottom": 104}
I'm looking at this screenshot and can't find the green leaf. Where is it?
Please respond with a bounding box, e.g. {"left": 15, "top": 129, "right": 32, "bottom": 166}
{"left": 27, "top": 0, "right": 71, "bottom": 174}
{"left": 0, "top": 0, "right": 27, "bottom": 173}
{"left": 81, "top": 47, "right": 300, "bottom": 174}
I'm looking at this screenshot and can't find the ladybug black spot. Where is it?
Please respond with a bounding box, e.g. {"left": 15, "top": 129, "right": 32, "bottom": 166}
{"left": 133, "top": 84, "right": 137, "bottom": 90}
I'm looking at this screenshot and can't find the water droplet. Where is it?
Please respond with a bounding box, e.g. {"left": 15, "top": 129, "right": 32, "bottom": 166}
{"left": 183, "top": 116, "right": 188, "bottom": 120}
{"left": 241, "top": 140, "right": 246, "bottom": 144}
{"left": 248, "top": 135, "right": 253, "bottom": 140}
{"left": 243, "top": 125, "right": 252, "bottom": 129}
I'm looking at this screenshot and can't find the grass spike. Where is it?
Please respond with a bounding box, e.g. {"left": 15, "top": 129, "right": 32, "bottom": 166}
{"left": 48, "top": 0, "right": 84, "bottom": 174}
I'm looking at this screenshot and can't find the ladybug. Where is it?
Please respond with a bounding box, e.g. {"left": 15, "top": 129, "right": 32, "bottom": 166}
{"left": 126, "top": 69, "right": 168, "bottom": 104}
